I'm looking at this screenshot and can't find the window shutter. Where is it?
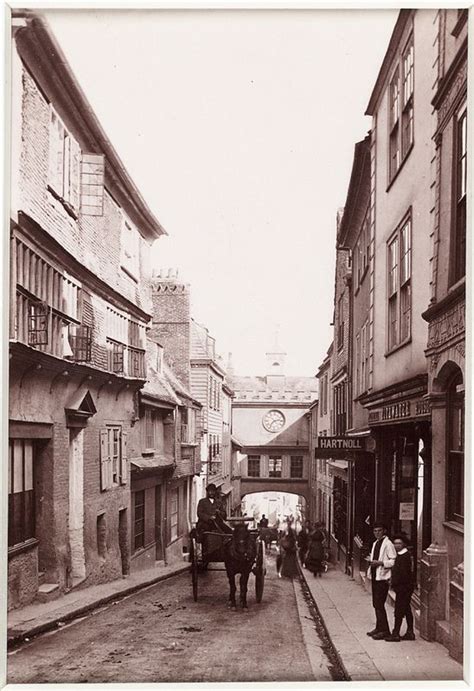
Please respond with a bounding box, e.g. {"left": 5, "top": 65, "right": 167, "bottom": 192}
{"left": 100, "top": 429, "right": 110, "bottom": 491}
{"left": 48, "top": 110, "right": 64, "bottom": 196}
{"left": 120, "top": 431, "right": 128, "bottom": 485}
{"left": 81, "top": 154, "right": 105, "bottom": 216}
{"left": 70, "top": 136, "right": 81, "bottom": 210}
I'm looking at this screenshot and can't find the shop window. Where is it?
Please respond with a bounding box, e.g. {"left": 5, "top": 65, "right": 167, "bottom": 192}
{"left": 387, "top": 215, "right": 411, "bottom": 351}
{"left": 446, "top": 372, "right": 464, "bottom": 524}
{"left": 133, "top": 490, "right": 145, "bottom": 551}
{"left": 290, "top": 456, "right": 303, "bottom": 479}
{"left": 247, "top": 455, "right": 260, "bottom": 477}
{"left": 170, "top": 488, "right": 179, "bottom": 541}
{"left": 100, "top": 427, "right": 127, "bottom": 490}
{"left": 8, "top": 439, "right": 35, "bottom": 548}
{"left": 269, "top": 456, "right": 282, "bottom": 478}
{"left": 451, "top": 107, "right": 467, "bottom": 284}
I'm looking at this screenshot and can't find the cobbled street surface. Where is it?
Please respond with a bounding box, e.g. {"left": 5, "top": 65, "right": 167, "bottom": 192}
{"left": 8, "top": 554, "right": 333, "bottom": 683}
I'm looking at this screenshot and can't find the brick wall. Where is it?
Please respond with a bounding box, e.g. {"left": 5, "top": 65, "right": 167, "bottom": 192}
{"left": 149, "top": 275, "right": 191, "bottom": 388}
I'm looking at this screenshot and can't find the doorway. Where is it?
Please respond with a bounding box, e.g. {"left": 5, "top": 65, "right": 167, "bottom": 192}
{"left": 68, "top": 428, "right": 85, "bottom": 584}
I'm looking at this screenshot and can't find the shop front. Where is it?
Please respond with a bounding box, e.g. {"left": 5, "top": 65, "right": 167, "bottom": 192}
{"left": 362, "top": 376, "right": 432, "bottom": 595}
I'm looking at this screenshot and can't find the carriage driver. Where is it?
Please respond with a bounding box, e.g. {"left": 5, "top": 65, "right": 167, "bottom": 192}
{"left": 196, "top": 483, "right": 233, "bottom": 539}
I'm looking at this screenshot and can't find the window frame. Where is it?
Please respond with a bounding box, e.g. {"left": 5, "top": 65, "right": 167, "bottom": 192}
{"left": 133, "top": 489, "right": 145, "bottom": 552}
{"left": 446, "top": 372, "right": 464, "bottom": 525}
{"left": 387, "top": 33, "right": 415, "bottom": 185}
{"left": 386, "top": 213, "right": 412, "bottom": 354}
{"left": 450, "top": 104, "right": 467, "bottom": 286}
{"left": 8, "top": 439, "right": 35, "bottom": 549}
{"left": 290, "top": 455, "right": 304, "bottom": 479}
{"left": 170, "top": 488, "right": 179, "bottom": 542}
{"left": 268, "top": 455, "right": 282, "bottom": 478}
{"left": 247, "top": 455, "right": 261, "bottom": 478}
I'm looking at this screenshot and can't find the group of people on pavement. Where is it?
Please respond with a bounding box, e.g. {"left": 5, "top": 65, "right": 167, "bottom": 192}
{"left": 366, "top": 522, "right": 415, "bottom": 642}
{"left": 297, "top": 521, "right": 329, "bottom": 577}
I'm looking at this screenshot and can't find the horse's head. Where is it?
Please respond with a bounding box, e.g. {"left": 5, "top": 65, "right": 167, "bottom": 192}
{"left": 231, "top": 523, "right": 255, "bottom": 561}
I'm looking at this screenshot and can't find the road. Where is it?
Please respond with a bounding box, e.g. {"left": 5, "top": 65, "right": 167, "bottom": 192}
{"left": 8, "top": 553, "right": 340, "bottom": 683}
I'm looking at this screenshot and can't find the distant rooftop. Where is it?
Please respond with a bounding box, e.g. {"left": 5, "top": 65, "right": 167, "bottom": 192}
{"left": 229, "top": 374, "right": 318, "bottom": 404}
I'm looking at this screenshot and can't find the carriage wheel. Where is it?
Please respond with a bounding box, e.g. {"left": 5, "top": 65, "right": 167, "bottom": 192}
{"left": 190, "top": 536, "right": 199, "bottom": 602}
{"left": 255, "top": 539, "right": 266, "bottom": 603}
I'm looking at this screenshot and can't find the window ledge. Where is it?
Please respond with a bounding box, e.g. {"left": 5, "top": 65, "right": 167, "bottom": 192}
{"left": 443, "top": 520, "right": 464, "bottom": 535}
{"left": 142, "top": 449, "right": 155, "bottom": 456}
{"left": 386, "top": 143, "right": 414, "bottom": 192}
{"left": 385, "top": 337, "right": 412, "bottom": 358}
{"left": 8, "top": 537, "right": 39, "bottom": 559}
{"left": 47, "top": 185, "right": 78, "bottom": 220}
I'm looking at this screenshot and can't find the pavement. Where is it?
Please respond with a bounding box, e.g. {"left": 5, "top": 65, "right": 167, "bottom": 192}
{"left": 299, "top": 561, "right": 464, "bottom": 682}
{"left": 7, "top": 560, "right": 190, "bottom": 648}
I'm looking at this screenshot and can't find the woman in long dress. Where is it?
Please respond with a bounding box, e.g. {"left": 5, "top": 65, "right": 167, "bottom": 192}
{"left": 306, "top": 524, "right": 326, "bottom": 577}
{"left": 277, "top": 525, "right": 299, "bottom": 579}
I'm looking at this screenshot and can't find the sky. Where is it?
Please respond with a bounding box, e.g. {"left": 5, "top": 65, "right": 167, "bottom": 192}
{"left": 43, "top": 9, "right": 398, "bottom": 376}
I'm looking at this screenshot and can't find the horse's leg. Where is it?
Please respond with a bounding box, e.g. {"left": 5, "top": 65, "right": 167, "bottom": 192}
{"left": 228, "top": 570, "right": 237, "bottom": 610}
{"left": 240, "top": 571, "right": 249, "bottom": 610}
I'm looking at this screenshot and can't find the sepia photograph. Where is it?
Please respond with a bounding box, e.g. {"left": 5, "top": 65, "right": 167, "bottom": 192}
{"left": 4, "top": 5, "right": 468, "bottom": 685}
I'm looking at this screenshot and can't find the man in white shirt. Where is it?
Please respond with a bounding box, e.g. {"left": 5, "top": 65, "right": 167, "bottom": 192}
{"left": 366, "top": 522, "right": 397, "bottom": 639}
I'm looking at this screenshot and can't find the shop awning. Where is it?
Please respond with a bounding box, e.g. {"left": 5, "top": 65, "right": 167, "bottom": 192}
{"left": 327, "top": 460, "right": 349, "bottom": 479}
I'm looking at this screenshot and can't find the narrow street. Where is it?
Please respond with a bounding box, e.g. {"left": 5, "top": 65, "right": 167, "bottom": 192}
{"left": 8, "top": 554, "right": 339, "bottom": 683}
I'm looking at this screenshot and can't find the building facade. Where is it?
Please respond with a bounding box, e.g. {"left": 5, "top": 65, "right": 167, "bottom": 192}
{"left": 419, "top": 9, "right": 467, "bottom": 662}
{"left": 9, "top": 13, "right": 165, "bottom": 608}
{"left": 229, "top": 348, "right": 318, "bottom": 516}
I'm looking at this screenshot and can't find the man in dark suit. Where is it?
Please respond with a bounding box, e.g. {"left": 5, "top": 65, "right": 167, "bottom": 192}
{"left": 196, "top": 483, "right": 232, "bottom": 538}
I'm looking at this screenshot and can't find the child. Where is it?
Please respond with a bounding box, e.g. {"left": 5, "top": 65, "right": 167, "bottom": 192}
{"left": 385, "top": 533, "right": 415, "bottom": 642}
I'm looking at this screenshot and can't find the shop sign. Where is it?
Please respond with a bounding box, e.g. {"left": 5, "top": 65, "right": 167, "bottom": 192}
{"left": 315, "top": 436, "right": 366, "bottom": 459}
{"left": 399, "top": 502, "right": 415, "bottom": 521}
{"left": 368, "top": 397, "right": 431, "bottom": 425}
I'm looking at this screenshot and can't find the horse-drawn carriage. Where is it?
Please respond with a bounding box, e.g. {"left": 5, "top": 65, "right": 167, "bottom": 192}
{"left": 189, "top": 517, "right": 266, "bottom": 609}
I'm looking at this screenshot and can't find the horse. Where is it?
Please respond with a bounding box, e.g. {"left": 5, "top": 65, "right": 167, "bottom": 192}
{"left": 223, "top": 523, "right": 257, "bottom": 610}
{"left": 260, "top": 526, "right": 279, "bottom": 550}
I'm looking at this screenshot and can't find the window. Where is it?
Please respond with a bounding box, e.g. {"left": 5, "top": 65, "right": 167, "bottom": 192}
{"left": 8, "top": 439, "right": 35, "bottom": 548}
{"left": 333, "top": 382, "right": 347, "bottom": 435}
{"left": 28, "top": 300, "right": 49, "bottom": 346}
{"left": 337, "top": 294, "right": 344, "bottom": 350}
{"left": 144, "top": 409, "right": 156, "bottom": 449}
{"left": 387, "top": 215, "right": 411, "bottom": 351}
{"left": 120, "top": 216, "right": 140, "bottom": 280}
{"left": 452, "top": 107, "right": 467, "bottom": 284}
{"left": 106, "top": 307, "right": 145, "bottom": 378}
{"left": 389, "top": 35, "right": 414, "bottom": 181}
{"left": 48, "top": 108, "right": 80, "bottom": 210}
{"left": 133, "top": 490, "right": 145, "bottom": 551}
{"left": 290, "top": 456, "right": 304, "bottom": 479}
{"left": 446, "top": 372, "right": 464, "bottom": 524}
{"left": 68, "top": 324, "right": 92, "bottom": 362}
{"left": 269, "top": 456, "right": 282, "bottom": 478}
{"left": 100, "top": 427, "right": 127, "bottom": 490}
{"left": 170, "top": 488, "right": 179, "bottom": 541}
{"left": 247, "top": 455, "right": 261, "bottom": 477}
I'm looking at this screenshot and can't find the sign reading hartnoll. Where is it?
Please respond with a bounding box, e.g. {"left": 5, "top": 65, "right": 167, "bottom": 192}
{"left": 315, "top": 436, "right": 366, "bottom": 458}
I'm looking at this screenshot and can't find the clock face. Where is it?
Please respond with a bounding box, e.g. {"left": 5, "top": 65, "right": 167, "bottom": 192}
{"left": 262, "top": 410, "right": 285, "bottom": 433}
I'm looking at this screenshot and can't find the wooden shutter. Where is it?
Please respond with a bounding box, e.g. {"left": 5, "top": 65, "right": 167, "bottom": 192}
{"left": 70, "top": 136, "right": 81, "bottom": 210}
{"left": 120, "top": 430, "right": 128, "bottom": 485}
{"left": 81, "top": 154, "right": 105, "bottom": 216}
{"left": 100, "top": 429, "right": 111, "bottom": 491}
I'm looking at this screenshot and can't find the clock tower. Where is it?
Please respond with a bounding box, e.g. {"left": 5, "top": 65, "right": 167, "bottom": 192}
{"left": 265, "top": 327, "right": 286, "bottom": 387}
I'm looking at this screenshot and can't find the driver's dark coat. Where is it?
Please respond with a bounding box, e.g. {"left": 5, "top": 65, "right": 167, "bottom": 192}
{"left": 197, "top": 497, "right": 227, "bottom": 523}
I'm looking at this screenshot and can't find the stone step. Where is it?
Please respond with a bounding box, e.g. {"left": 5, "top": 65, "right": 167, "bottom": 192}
{"left": 36, "top": 583, "right": 60, "bottom": 603}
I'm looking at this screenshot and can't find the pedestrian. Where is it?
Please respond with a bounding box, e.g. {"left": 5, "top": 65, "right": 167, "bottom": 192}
{"left": 385, "top": 533, "right": 416, "bottom": 642}
{"left": 297, "top": 523, "right": 309, "bottom": 564}
{"left": 366, "top": 522, "right": 397, "bottom": 640}
{"left": 306, "top": 523, "right": 325, "bottom": 577}
{"left": 277, "top": 522, "right": 299, "bottom": 579}
{"left": 258, "top": 514, "right": 269, "bottom": 529}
